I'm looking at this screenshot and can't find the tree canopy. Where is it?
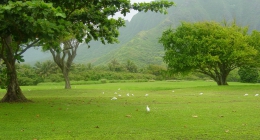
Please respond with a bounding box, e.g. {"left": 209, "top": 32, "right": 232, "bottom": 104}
{"left": 0, "top": 0, "right": 174, "bottom": 102}
{"left": 159, "top": 21, "right": 259, "bottom": 85}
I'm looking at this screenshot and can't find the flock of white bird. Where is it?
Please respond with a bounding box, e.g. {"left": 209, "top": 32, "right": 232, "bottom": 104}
{"left": 105, "top": 88, "right": 259, "bottom": 112}
{"left": 244, "top": 93, "right": 259, "bottom": 96}
{"left": 103, "top": 88, "right": 151, "bottom": 112}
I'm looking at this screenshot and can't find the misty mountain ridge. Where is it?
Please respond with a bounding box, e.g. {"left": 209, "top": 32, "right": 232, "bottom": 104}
{"left": 23, "top": 0, "right": 260, "bottom": 67}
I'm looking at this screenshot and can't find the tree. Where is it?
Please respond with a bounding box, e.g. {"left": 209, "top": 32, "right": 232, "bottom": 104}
{"left": 125, "top": 60, "right": 138, "bottom": 73}
{"left": 49, "top": 39, "right": 79, "bottom": 89}
{"left": 159, "top": 21, "right": 259, "bottom": 85}
{"left": 0, "top": 1, "right": 68, "bottom": 102}
{"left": 0, "top": 0, "right": 174, "bottom": 102}
{"left": 34, "top": 60, "right": 58, "bottom": 80}
{"left": 108, "top": 59, "right": 125, "bottom": 72}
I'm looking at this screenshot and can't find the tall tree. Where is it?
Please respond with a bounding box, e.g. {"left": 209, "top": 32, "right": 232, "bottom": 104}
{"left": 0, "top": 1, "right": 68, "bottom": 102}
{"left": 49, "top": 39, "right": 80, "bottom": 89}
{"left": 0, "top": 0, "right": 174, "bottom": 102}
{"left": 159, "top": 21, "right": 259, "bottom": 85}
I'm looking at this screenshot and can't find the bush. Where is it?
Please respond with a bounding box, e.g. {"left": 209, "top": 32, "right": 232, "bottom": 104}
{"left": 238, "top": 66, "right": 259, "bottom": 83}
{"left": 100, "top": 79, "right": 107, "bottom": 83}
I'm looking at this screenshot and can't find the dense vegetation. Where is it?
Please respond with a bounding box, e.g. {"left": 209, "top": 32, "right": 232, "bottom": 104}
{"left": 0, "top": 59, "right": 255, "bottom": 88}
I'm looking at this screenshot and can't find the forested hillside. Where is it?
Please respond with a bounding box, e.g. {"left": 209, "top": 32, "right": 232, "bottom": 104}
{"left": 23, "top": 0, "right": 260, "bottom": 67}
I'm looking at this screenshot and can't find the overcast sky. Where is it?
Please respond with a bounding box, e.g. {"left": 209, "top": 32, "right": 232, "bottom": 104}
{"left": 113, "top": 0, "right": 154, "bottom": 21}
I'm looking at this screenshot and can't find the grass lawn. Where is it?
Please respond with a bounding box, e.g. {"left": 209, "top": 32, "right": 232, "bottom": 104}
{"left": 0, "top": 81, "right": 260, "bottom": 140}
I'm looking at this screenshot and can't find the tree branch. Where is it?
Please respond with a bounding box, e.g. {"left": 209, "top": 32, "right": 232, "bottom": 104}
{"left": 18, "top": 39, "right": 40, "bottom": 55}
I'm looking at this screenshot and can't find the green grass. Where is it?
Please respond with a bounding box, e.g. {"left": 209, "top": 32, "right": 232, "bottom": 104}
{"left": 0, "top": 81, "right": 260, "bottom": 140}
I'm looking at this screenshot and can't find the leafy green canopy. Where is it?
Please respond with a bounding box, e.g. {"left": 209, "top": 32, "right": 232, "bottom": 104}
{"left": 0, "top": 1, "right": 68, "bottom": 43}
{"left": 159, "top": 21, "right": 259, "bottom": 85}
{"left": 0, "top": 0, "right": 174, "bottom": 53}
{"left": 45, "top": 0, "right": 174, "bottom": 46}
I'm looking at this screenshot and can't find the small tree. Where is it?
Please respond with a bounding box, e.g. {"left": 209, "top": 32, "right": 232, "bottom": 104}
{"left": 125, "top": 60, "right": 138, "bottom": 73}
{"left": 159, "top": 21, "right": 259, "bottom": 85}
{"left": 108, "top": 59, "right": 125, "bottom": 72}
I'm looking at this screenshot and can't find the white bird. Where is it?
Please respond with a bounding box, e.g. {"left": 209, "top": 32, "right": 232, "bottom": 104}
{"left": 244, "top": 93, "right": 248, "bottom": 96}
{"left": 132, "top": 94, "right": 134, "bottom": 96}
{"left": 118, "top": 94, "right": 121, "bottom": 97}
{"left": 172, "top": 90, "right": 175, "bottom": 92}
{"left": 255, "top": 94, "right": 259, "bottom": 96}
{"left": 145, "top": 94, "right": 149, "bottom": 96}
{"left": 146, "top": 105, "right": 150, "bottom": 112}
{"left": 199, "top": 93, "right": 203, "bottom": 95}
{"left": 102, "top": 92, "right": 104, "bottom": 94}
{"left": 126, "top": 93, "right": 129, "bottom": 96}
{"left": 111, "top": 97, "right": 117, "bottom": 100}
{"left": 114, "top": 92, "right": 117, "bottom": 94}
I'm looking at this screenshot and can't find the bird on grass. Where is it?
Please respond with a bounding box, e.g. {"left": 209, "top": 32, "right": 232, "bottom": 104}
{"left": 255, "top": 94, "right": 259, "bottom": 96}
{"left": 146, "top": 105, "right": 150, "bottom": 112}
{"left": 244, "top": 93, "right": 248, "bottom": 96}
{"left": 111, "top": 97, "right": 117, "bottom": 100}
{"left": 145, "top": 94, "right": 149, "bottom": 97}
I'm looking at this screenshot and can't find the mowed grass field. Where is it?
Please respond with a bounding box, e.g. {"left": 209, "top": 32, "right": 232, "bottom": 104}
{"left": 0, "top": 81, "right": 260, "bottom": 140}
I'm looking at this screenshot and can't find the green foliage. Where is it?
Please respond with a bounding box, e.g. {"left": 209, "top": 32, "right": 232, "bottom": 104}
{"left": 159, "top": 21, "right": 259, "bottom": 85}
{"left": 0, "top": 63, "right": 7, "bottom": 89}
{"left": 227, "top": 68, "right": 240, "bottom": 82}
{"left": 16, "top": 64, "right": 43, "bottom": 86}
{"left": 44, "top": 73, "right": 63, "bottom": 83}
{"left": 125, "top": 60, "right": 138, "bottom": 73}
{"left": 108, "top": 59, "right": 126, "bottom": 72}
{"left": 0, "top": 1, "right": 69, "bottom": 43}
{"left": 238, "top": 66, "right": 259, "bottom": 83}
{"left": 34, "top": 60, "right": 59, "bottom": 79}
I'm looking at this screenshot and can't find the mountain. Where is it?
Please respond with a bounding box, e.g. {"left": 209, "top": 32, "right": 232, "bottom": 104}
{"left": 23, "top": 0, "right": 260, "bottom": 67}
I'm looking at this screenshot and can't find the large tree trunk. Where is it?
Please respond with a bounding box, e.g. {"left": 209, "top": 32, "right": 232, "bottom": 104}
{"left": 198, "top": 68, "right": 229, "bottom": 86}
{"left": 215, "top": 72, "right": 229, "bottom": 86}
{"left": 1, "top": 64, "right": 28, "bottom": 102}
{"left": 1, "top": 35, "right": 29, "bottom": 102}
{"left": 216, "top": 76, "right": 228, "bottom": 85}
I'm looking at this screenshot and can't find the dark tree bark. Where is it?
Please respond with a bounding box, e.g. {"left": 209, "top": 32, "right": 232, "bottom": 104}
{"left": 50, "top": 39, "right": 79, "bottom": 89}
{"left": 198, "top": 65, "right": 230, "bottom": 86}
{"left": 1, "top": 35, "right": 29, "bottom": 102}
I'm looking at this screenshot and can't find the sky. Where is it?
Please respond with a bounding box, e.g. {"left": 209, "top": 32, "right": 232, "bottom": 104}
{"left": 113, "top": 0, "right": 154, "bottom": 21}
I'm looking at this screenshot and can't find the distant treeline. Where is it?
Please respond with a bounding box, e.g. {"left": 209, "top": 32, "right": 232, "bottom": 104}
{"left": 0, "top": 59, "right": 257, "bottom": 87}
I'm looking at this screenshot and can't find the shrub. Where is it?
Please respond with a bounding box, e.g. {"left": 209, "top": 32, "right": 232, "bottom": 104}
{"left": 238, "top": 66, "right": 259, "bottom": 83}
{"left": 100, "top": 79, "right": 107, "bottom": 83}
